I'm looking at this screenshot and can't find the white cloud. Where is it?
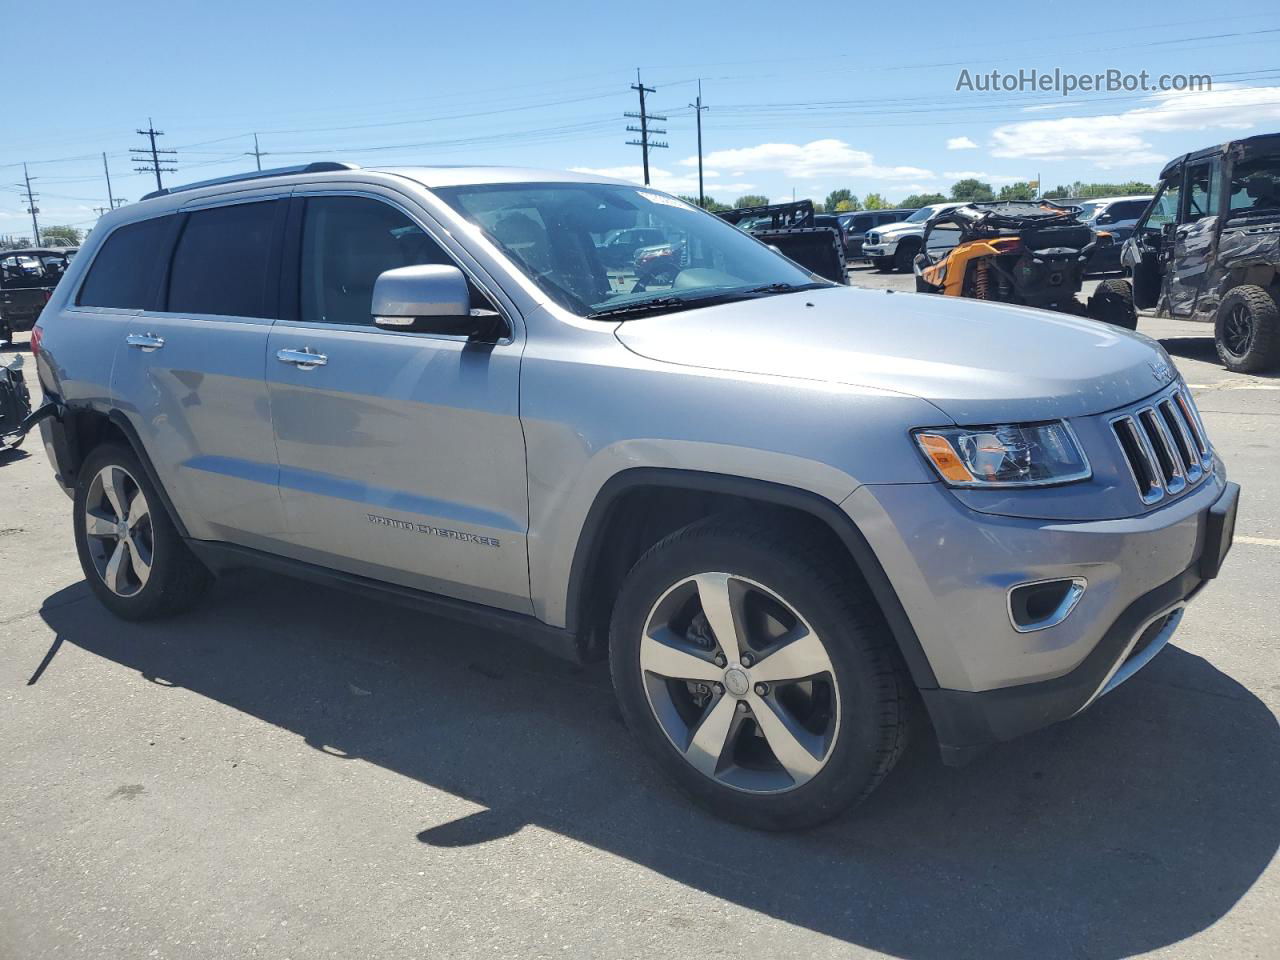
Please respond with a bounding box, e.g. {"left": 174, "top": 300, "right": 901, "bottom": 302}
{"left": 943, "top": 170, "right": 1024, "bottom": 184}
{"left": 679, "top": 139, "right": 934, "bottom": 181}
{"left": 946, "top": 136, "right": 978, "bottom": 150}
{"left": 570, "top": 165, "right": 755, "bottom": 196}
{"left": 991, "top": 84, "right": 1280, "bottom": 168}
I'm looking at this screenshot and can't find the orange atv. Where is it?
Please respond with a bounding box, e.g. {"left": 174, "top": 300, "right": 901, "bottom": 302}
{"left": 912, "top": 200, "right": 1137, "bottom": 329}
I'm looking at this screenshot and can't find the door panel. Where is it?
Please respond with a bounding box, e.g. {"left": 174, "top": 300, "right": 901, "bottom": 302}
{"left": 264, "top": 192, "right": 530, "bottom": 612}
{"left": 111, "top": 198, "right": 288, "bottom": 547}
{"left": 266, "top": 324, "right": 530, "bottom": 611}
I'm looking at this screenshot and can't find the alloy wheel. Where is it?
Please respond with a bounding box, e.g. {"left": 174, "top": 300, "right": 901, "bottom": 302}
{"left": 1223, "top": 303, "right": 1255, "bottom": 358}
{"left": 639, "top": 572, "right": 840, "bottom": 794}
{"left": 83, "top": 465, "right": 154, "bottom": 597}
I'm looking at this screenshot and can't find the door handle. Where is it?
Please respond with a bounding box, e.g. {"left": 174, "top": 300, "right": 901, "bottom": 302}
{"left": 276, "top": 347, "right": 328, "bottom": 369}
{"left": 125, "top": 333, "right": 165, "bottom": 352}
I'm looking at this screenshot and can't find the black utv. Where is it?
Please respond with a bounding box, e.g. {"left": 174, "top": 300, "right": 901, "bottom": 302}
{"left": 1122, "top": 132, "right": 1280, "bottom": 372}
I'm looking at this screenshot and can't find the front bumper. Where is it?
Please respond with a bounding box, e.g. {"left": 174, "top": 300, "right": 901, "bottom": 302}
{"left": 842, "top": 473, "right": 1238, "bottom": 760}
{"left": 862, "top": 240, "right": 898, "bottom": 258}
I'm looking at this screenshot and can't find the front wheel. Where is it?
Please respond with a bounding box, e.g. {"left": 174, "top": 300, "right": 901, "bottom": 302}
{"left": 1215, "top": 285, "right": 1280, "bottom": 373}
{"left": 871, "top": 256, "right": 895, "bottom": 273}
{"left": 892, "top": 241, "right": 919, "bottom": 273}
{"left": 1087, "top": 278, "right": 1138, "bottom": 329}
{"left": 73, "top": 444, "right": 211, "bottom": 620}
{"left": 609, "top": 514, "right": 909, "bottom": 830}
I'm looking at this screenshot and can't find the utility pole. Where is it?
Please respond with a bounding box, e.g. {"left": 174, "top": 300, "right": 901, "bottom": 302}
{"left": 102, "top": 152, "right": 117, "bottom": 208}
{"left": 688, "top": 79, "right": 708, "bottom": 208}
{"left": 132, "top": 118, "right": 177, "bottom": 191}
{"left": 19, "top": 164, "right": 40, "bottom": 247}
{"left": 625, "top": 69, "right": 667, "bottom": 186}
{"left": 246, "top": 132, "right": 268, "bottom": 171}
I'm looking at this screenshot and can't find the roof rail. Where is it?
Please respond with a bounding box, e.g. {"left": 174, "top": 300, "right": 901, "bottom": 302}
{"left": 140, "top": 161, "right": 360, "bottom": 201}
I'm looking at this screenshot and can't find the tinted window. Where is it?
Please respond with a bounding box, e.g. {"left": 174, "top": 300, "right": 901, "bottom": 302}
{"left": 77, "top": 216, "right": 172, "bottom": 309}
{"left": 851, "top": 215, "right": 874, "bottom": 232}
{"left": 168, "top": 201, "right": 280, "bottom": 317}
{"left": 1110, "top": 200, "right": 1149, "bottom": 221}
{"left": 299, "top": 195, "right": 473, "bottom": 327}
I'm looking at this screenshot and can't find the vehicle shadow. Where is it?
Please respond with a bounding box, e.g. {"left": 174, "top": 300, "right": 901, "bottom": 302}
{"left": 39, "top": 573, "right": 1279, "bottom": 959}
{"left": 1159, "top": 333, "right": 1280, "bottom": 379}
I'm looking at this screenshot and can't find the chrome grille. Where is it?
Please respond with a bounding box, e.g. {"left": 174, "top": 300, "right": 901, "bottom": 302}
{"left": 1111, "top": 385, "right": 1212, "bottom": 505}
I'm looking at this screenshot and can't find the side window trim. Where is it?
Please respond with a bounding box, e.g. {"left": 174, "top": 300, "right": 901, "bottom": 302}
{"left": 285, "top": 188, "right": 515, "bottom": 341}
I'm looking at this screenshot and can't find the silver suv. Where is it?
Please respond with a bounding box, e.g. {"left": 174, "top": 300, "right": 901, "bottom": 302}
{"left": 31, "top": 163, "right": 1239, "bottom": 830}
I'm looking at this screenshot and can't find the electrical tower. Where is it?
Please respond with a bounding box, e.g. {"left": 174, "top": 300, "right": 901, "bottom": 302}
{"left": 246, "top": 132, "right": 268, "bottom": 171}
{"left": 132, "top": 118, "right": 177, "bottom": 191}
{"left": 625, "top": 70, "right": 667, "bottom": 186}
{"left": 689, "top": 79, "right": 709, "bottom": 207}
{"left": 18, "top": 164, "right": 40, "bottom": 247}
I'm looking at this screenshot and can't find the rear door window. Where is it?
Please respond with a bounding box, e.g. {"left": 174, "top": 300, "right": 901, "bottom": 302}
{"left": 167, "top": 200, "right": 282, "bottom": 318}
{"left": 77, "top": 216, "right": 174, "bottom": 309}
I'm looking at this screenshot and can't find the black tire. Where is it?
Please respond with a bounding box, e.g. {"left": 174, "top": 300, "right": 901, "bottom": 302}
{"left": 1086, "top": 278, "right": 1138, "bottom": 330}
{"left": 609, "top": 514, "right": 909, "bottom": 831}
{"left": 1215, "top": 285, "right": 1280, "bottom": 373}
{"left": 73, "top": 443, "right": 211, "bottom": 620}
{"left": 871, "top": 257, "right": 895, "bottom": 273}
{"left": 892, "top": 239, "right": 919, "bottom": 273}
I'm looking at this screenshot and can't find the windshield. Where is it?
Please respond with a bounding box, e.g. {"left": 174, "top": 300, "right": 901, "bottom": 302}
{"left": 904, "top": 206, "right": 944, "bottom": 223}
{"left": 1075, "top": 201, "right": 1102, "bottom": 221}
{"left": 433, "top": 181, "right": 822, "bottom": 317}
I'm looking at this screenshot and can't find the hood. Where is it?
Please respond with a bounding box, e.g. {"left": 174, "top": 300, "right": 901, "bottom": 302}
{"left": 614, "top": 286, "right": 1176, "bottom": 424}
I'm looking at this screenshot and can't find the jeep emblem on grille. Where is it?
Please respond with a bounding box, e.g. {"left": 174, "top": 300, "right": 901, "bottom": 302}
{"left": 1148, "top": 358, "right": 1175, "bottom": 384}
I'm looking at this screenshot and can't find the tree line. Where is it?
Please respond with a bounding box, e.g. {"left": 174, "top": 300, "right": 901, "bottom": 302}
{"left": 679, "top": 179, "right": 1156, "bottom": 215}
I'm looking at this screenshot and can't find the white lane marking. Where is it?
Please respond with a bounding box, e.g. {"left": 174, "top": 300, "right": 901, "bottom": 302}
{"left": 1185, "top": 382, "right": 1280, "bottom": 391}
{"left": 1237, "top": 536, "right": 1280, "bottom": 547}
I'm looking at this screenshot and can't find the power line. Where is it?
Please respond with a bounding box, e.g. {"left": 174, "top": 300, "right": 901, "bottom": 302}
{"left": 625, "top": 70, "right": 667, "bottom": 186}
{"left": 131, "top": 118, "right": 177, "bottom": 191}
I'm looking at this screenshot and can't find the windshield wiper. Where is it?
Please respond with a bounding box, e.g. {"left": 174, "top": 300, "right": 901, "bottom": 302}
{"left": 586, "top": 282, "right": 830, "bottom": 319}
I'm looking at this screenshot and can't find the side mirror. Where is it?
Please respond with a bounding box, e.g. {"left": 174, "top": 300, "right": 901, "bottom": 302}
{"left": 1095, "top": 213, "right": 1114, "bottom": 225}
{"left": 372, "top": 265, "right": 503, "bottom": 341}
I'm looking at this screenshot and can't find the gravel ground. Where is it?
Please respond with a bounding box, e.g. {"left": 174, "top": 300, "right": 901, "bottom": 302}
{"left": 2, "top": 279, "right": 1277, "bottom": 960}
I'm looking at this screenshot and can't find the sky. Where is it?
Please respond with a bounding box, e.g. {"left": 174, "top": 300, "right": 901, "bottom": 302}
{"left": 3, "top": 0, "right": 1280, "bottom": 238}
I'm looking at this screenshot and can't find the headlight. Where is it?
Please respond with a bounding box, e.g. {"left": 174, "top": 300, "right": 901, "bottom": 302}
{"left": 914, "top": 421, "right": 1090, "bottom": 487}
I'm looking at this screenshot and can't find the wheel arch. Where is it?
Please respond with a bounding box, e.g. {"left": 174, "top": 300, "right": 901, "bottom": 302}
{"left": 52, "top": 403, "right": 190, "bottom": 539}
{"left": 564, "top": 468, "right": 938, "bottom": 690}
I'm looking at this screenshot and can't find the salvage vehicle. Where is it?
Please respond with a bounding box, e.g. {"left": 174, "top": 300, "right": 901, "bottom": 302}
{"left": 718, "top": 200, "right": 848, "bottom": 283}
{"left": 862, "top": 202, "right": 966, "bottom": 273}
{"left": 913, "top": 200, "right": 1136, "bottom": 328}
{"left": 0, "top": 347, "right": 32, "bottom": 451}
{"left": 0, "top": 248, "right": 70, "bottom": 344}
{"left": 28, "top": 163, "right": 1237, "bottom": 830}
{"left": 1121, "top": 132, "right": 1280, "bottom": 372}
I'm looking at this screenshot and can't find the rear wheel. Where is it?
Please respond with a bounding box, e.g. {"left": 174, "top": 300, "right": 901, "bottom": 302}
{"left": 1215, "top": 285, "right": 1280, "bottom": 373}
{"left": 1087, "top": 278, "right": 1138, "bottom": 329}
{"left": 609, "top": 514, "right": 909, "bottom": 830}
{"left": 73, "top": 444, "right": 211, "bottom": 620}
{"left": 872, "top": 256, "right": 895, "bottom": 273}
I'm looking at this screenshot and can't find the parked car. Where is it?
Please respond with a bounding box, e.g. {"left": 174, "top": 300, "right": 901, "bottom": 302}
{"left": 0, "top": 349, "right": 31, "bottom": 449}
{"left": 837, "top": 208, "right": 917, "bottom": 260}
{"left": 1121, "top": 132, "right": 1280, "bottom": 371}
{"left": 862, "top": 202, "right": 968, "bottom": 272}
{"left": 0, "top": 248, "right": 70, "bottom": 343}
{"left": 598, "top": 227, "right": 666, "bottom": 268}
{"left": 30, "top": 162, "right": 1237, "bottom": 830}
{"left": 1068, "top": 196, "right": 1152, "bottom": 275}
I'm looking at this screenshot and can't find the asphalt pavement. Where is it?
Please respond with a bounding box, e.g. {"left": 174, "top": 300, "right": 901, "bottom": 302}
{"left": 2, "top": 276, "right": 1277, "bottom": 959}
